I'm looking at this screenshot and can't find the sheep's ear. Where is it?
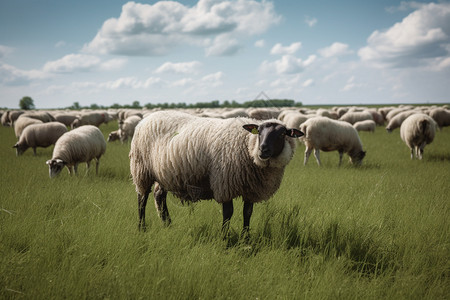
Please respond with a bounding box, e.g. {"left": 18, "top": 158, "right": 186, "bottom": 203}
{"left": 13, "top": 143, "right": 18, "bottom": 148}
{"left": 286, "top": 128, "right": 304, "bottom": 138}
{"left": 243, "top": 124, "right": 259, "bottom": 134}
{"left": 46, "top": 160, "right": 52, "bottom": 165}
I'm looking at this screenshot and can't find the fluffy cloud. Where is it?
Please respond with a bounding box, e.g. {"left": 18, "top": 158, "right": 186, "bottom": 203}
{"left": 359, "top": 2, "right": 450, "bottom": 68}
{"left": 43, "top": 54, "right": 126, "bottom": 73}
{"left": 205, "top": 35, "right": 242, "bottom": 56}
{"left": 83, "top": 0, "right": 281, "bottom": 56}
{"left": 0, "top": 62, "right": 48, "bottom": 86}
{"left": 319, "top": 42, "right": 353, "bottom": 58}
{"left": 260, "top": 54, "right": 316, "bottom": 75}
{"left": 305, "top": 16, "right": 317, "bottom": 27}
{"left": 0, "top": 45, "right": 14, "bottom": 59}
{"left": 254, "top": 39, "right": 265, "bottom": 48}
{"left": 155, "top": 61, "right": 202, "bottom": 74}
{"left": 270, "top": 42, "right": 302, "bottom": 55}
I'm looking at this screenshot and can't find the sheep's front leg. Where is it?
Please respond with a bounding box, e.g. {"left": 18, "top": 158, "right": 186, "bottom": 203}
{"left": 138, "top": 188, "right": 151, "bottom": 231}
{"left": 154, "top": 183, "right": 171, "bottom": 225}
{"left": 338, "top": 150, "right": 344, "bottom": 166}
{"left": 222, "top": 201, "right": 234, "bottom": 237}
{"left": 242, "top": 201, "right": 253, "bottom": 239}
{"left": 95, "top": 158, "right": 100, "bottom": 175}
{"left": 32, "top": 147, "right": 37, "bottom": 156}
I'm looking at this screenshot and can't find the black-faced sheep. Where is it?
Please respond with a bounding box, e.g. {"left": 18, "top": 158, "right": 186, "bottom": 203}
{"left": 13, "top": 122, "right": 68, "bottom": 156}
{"left": 300, "top": 117, "right": 366, "bottom": 166}
{"left": 46, "top": 125, "right": 106, "bottom": 178}
{"left": 129, "top": 111, "right": 303, "bottom": 233}
{"left": 400, "top": 114, "right": 437, "bottom": 160}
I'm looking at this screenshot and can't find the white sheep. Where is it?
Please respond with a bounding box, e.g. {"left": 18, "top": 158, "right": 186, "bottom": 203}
{"left": 385, "top": 110, "right": 418, "bottom": 133}
{"left": 247, "top": 108, "right": 281, "bottom": 120}
{"left": 14, "top": 117, "right": 43, "bottom": 138}
{"left": 353, "top": 120, "right": 376, "bottom": 133}
{"left": 400, "top": 114, "right": 437, "bottom": 160}
{"left": 118, "top": 115, "right": 142, "bottom": 143}
{"left": 71, "top": 112, "right": 107, "bottom": 129}
{"left": 46, "top": 125, "right": 106, "bottom": 178}
{"left": 107, "top": 130, "right": 120, "bottom": 142}
{"left": 300, "top": 117, "right": 366, "bottom": 166}
{"left": 19, "top": 111, "right": 55, "bottom": 123}
{"left": 54, "top": 112, "right": 78, "bottom": 127}
{"left": 13, "top": 122, "right": 68, "bottom": 156}
{"left": 339, "top": 111, "right": 373, "bottom": 125}
{"left": 129, "top": 110, "right": 303, "bottom": 233}
{"left": 429, "top": 108, "right": 450, "bottom": 129}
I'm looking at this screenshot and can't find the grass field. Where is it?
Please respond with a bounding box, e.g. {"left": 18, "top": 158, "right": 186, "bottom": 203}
{"left": 1, "top": 118, "right": 449, "bottom": 299}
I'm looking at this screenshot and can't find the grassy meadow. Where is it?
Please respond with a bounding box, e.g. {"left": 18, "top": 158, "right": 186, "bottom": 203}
{"left": 1, "top": 117, "right": 449, "bottom": 299}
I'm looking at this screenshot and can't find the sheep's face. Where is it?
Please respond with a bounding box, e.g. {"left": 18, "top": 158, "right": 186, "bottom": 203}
{"left": 243, "top": 122, "right": 303, "bottom": 160}
{"left": 350, "top": 151, "right": 366, "bottom": 166}
{"left": 13, "top": 143, "right": 26, "bottom": 156}
{"left": 107, "top": 131, "right": 120, "bottom": 142}
{"left": 46, "top": 159, "right": 66, "bottom": 178}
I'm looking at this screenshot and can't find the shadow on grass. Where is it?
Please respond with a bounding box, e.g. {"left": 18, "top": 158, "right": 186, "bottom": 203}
{"left": 426, "top": 153, "right": 450, "bottom": 162}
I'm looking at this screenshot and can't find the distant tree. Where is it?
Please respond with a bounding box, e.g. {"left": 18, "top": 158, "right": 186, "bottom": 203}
{"left": 90, "top": 103, "right": 99, "bottom": 109}
{"left": 71, "top": 102, "right": 81, "bottom": 110}
{"left": 131, "top": 101, "right": 141, "bottom": 108}
{"left": 19, "top": 96, "right": 35, "bottom": 110}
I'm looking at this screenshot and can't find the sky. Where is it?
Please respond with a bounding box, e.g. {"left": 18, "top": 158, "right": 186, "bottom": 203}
{"left": 0, "top": 0, "right": 449, "bottom": 109}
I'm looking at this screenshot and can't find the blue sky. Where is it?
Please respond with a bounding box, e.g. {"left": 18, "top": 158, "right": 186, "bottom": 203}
{"left": 0, "top": 0, "right": 449, "bottom": 108}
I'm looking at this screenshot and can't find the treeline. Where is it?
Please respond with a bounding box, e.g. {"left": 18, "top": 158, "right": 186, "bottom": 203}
{"left": 67, "top": 99, "right": 302, "bottom": 110}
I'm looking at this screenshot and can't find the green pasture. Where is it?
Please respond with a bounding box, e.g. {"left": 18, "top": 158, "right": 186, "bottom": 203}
{"left": 1, "top": 119, "right": 449, "bottom": 299}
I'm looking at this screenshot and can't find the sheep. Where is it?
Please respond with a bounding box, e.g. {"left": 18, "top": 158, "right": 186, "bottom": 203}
{"left": 1, "top": 110, "right": 10, "bottom": 126}
{"left": 353, "top": 120, "right": 376, "bottom": 133}
{"left": 247, "top": 108, "right": 281, "bottom": 120}
{"left": 46, "top": 125, "right": 106, "bottom": 178}
{"left": 429, "top": 108, "right": 450, "bottom": 129}
{"left": 54, "top": 112, "right": 78, "bottom": 127}
{"left": 19, "top": 111, "right": 55, "bottom": 123}
{"left": 281, "top": 111, "right": 310, "bottom": 129}
{"left": 118, "top": 115, "right": 142, "bottom": 143}
{"left": 400, "top": 114, "right": 437, "bottom": 160}
{"left": 385, "top": 110, "right": 418, "bottom": 133}
{"left": 107, "top": 130, "right": 120, "bottom": 142}
{"left": 129, "top": 110, "right": 303, "bottom": 233}
{"left": 8, "top": 111, "right": 25, "bottom": 126}
{"left": 71, "top": 112, "right": 107, "bottom": 129}
{"left": 300, "top": 117, "right": 366, "bottom": 166}
{"left": 13, "top": 122, "right": 68, "bottom": 156}
{"left": 339, "top": 111, "right": 373, "bottom": 125}
{"left": 14, "top": 117, "right": 43, "bottom": 138}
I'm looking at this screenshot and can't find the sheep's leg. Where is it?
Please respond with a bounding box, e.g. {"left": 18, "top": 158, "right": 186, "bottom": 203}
{"left": 304, "top": 147, "right": 312, "bottom": 165}
{"left": 95, "top": 158, "right": 100, "bottom": 175}
{"left": 86, "top": 161, "right": 91, "bottom": 174}
{"left": 410, "top": 147, "right": 414, "bottom": 159}
{"left": 222, "top": 201, "right": 234, "bottom": 237}
{"left": 338, "top": 150, "right": 344, "bottom": 166}
{"left": 74, "top": 163, "right": 79, "bottom": 175}
{"left": 418, "top": 142, "right": 426, "bottom": 160}
{"left": 67, "top": 166, "right": 74, "bottom": 175}
{"left": 154, "top": 183, "right": 171, "bottom": 225}
{"left": 138, "top": 187, "right": 151, "bottom": 231}
{"left": 242, "top": 201, "right": 253, "bottom": 239}
{"left": 32, "top": 147, "right": 36, "bottom": 156}
{"left": 314, "top": 149, "right": 321, "bottom": 166}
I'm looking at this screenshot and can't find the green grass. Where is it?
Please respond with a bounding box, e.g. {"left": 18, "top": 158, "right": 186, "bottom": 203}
{"left": 1, "top": 121, "right": 449, "bottom": 299}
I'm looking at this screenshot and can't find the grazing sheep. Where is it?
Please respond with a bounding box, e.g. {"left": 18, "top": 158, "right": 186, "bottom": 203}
{"left": 1, "top": 111, "right": 11, "bottom": 126}
{"left": 46, "top": 125, "right": 106, "bottom": 178}
{"left": 247, "top": 108, "right": 281, "bottom": 120}
{"left": 400, "top": 114, "right": 437, "bottom": 160}
{"left": 107, "top": 130, "right": 120, "bottom": 142}
{"left": 14, "top": 117, "right": 43, "bottom": 138}
{"left": 353, "top": 120, "right": 376, "bottom": 133}
{"left": 385, "top": 110, "right": 418, "bottom": 133}
{"left": 19, "top": 112, "right": 55, "bottom": 123}
{"left": 8, "top": 111, "right": 25, "bottom": 126}
{"left": 118, "top": 115, "right": 142, "bottom": 143}
{"left": 429, "top": 108, "right": 450, "bottom": 129}
{"left": 71, "top": 112, "right": 107, "bottom": 129}
{"left": 13, "top": 122, "right": 68, "bottom": 156}
{"left": 300, "top": 117, "right": 366, "bottom": 166}
{"left": 129, "top": 111, "right": 303, "bottom": 233}
{"left": 339, "top": 111, "right": 373, "bottom": 125}
{"left": 281, "top": 111, "right": 310, "bottom": 129}
{"left": 54, "top": 113, "right": 78, "bottom": 127}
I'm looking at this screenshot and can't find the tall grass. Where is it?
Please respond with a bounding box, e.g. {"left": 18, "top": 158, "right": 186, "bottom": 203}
{"left": 1, "top": 120, "right": 449, "bottom": 299}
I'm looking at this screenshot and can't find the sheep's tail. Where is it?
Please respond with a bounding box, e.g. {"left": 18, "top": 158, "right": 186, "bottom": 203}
{"left": 420, "top": 119, "right": 428, "bottom": 135}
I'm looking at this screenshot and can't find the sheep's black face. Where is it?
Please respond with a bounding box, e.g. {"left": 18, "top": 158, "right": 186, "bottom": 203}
{"left": 243, "top": 122, "right": 303, "bottom": 160}
{"left": 46, "top": 159, "right": 65, "bottom": 178}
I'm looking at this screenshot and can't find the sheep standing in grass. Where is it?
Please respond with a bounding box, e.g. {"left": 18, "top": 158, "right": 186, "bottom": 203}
{"left": 429, "top": 108, "right": 450, "bottom": 129}
{"left": 353, "top": 120, "right": 376, "bottom": 133}
{"left": 118, "top": 115, "right": 142, "bottom": 143}
{"left": 400, "top": 114, "right": 437, "bottom": 160}
{"left": 129, "top": 111, "right": 303, "bottom": 233}
{"left": 385, "top": 110, "right": 418, "bottom": 133}
{"left": 14, "top": 117, "right": 43, "bottom": 138}
{"left": 71, "top": 112, "right": 106, "bottom": 129}
{"left": 13, "top": 122, "right": 68, "bottom": 156}
{"left": 46, "top": 125, "right": 106, "bottom": 178}
{"left": 339, "top": 111, "right": 373, "bottom": 125}
{"left": 300, "top": 117, "right": 366, "bottom": 166}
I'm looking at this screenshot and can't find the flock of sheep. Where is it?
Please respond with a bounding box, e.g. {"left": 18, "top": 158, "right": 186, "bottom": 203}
{"left": 2, "top": 104, "right": 449, "bottom": 232}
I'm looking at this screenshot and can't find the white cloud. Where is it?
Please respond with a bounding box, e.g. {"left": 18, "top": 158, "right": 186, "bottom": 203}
{"left": 254, "top": 39, "right": 265, "bottom": 48}
{"left": 341, "top": 76, "right": 364, "bottom": 92}
{"left": 302, "top": 78, "right": 314, "bottom": 87}
{"left": 201, "top": 71, "right": 224, "bottom": 87}
{"left": 385, "top": 1, "right": 425, "bottom": 13}
{"left": 82, "top": 0, "right": 281, "bottom": 56}
{"left": 0, "top": 45, "right": 14, "bottom": 58}
{"left": 0, "top": 62, "right": 49, "bottom": 86}
{"left": 260, "top": 54, "right": 316, "bottom": 75}
{"left": 319, "top": 42, "right": 353, "bottom": 58}
{"left": 305, "top": 16, "right": 317, "bottom": 27}
{"left": 359, "top": 2, "right": 450, "bottom": 69}
{"left": 205, "top": 35, "right": 242, "bottom": 56}
{"left": 55, "top": 41, "right": 66, "bottom": 48}
{"left": 43, "top": 54, "right": 126, "bottom": 73}
{"left": 155, "top": 61, "right": 202, "bottom": 74}
{"left": 270, "top": 42, "right": 302, "bottom": 55}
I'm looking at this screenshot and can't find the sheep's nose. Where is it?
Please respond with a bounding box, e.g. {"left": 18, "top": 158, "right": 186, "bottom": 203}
{"left": 259, "top": 146, "right": 271, "bottom": 159}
